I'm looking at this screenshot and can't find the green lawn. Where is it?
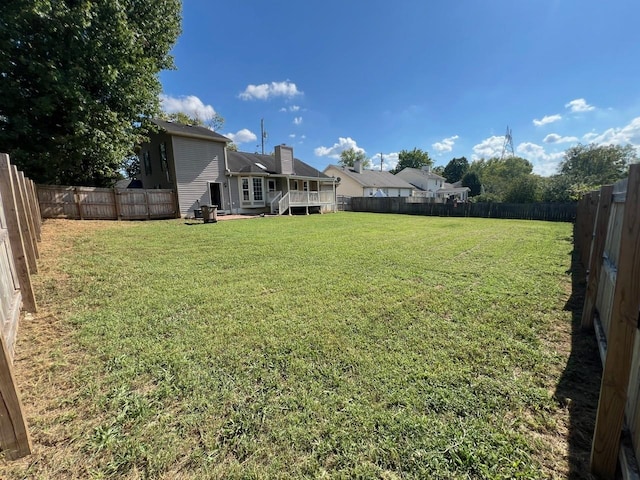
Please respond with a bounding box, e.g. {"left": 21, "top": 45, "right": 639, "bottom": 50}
{"left": 12, "top": 213, "right": 575, "bottom": 479}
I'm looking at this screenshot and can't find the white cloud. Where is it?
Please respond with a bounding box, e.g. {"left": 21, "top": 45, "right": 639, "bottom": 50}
{"left": 432, "top": 135, "right": 459, "bottom": 154}
{"left": 565, "top": 98, "right": 595, "bottom": 112}
{"left": 370, "top": 152, "right": 400, "bottom": 171}
{"left": 280, "top": 105, "right": 301, "bottom": 112}
{"left": 293, "top": 116, "right": 303, "bottom": 125}
{"left": 583, "top": 132, "right": 599, "bottom": 142}
{"left": 314, "top": 137, "right": 365, "bottom": 159}
{"left": 160, "top": 94, "right": 217, "bottom": 122}
{"left": 533, "top": 114, "right": 562, "bottom": 126}
{"left": 516, "top": 142, "right": 565, "bottom": 176}
{"left": 589, "top": 116, "right": 640, "bottom": 147}
{"left": 301, "top": 135, "right": 306, "bottom": 139}
{"left": 543, "top": 133, "right": 579, "bottom": 144}
{"left": 289, "top": 133, "right": 296, "bottom": 138}
{"left": 223, "top": 128, "right": 257, "bottom": 145}
{"left": 472, "top": 136, "right": 505, "bottom": 160}
{"left": 238, "top": 81, "right": 302, "bottom": 100}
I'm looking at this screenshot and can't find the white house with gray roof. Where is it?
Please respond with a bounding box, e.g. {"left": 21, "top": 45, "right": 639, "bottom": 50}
{"left": 323, "top": 161, "right": 415, "bottom": 198}
{"left": 395, "top": 166, "right": 470, "bottom": 202}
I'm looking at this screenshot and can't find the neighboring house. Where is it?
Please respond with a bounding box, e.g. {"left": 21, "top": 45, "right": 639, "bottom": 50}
{"left": 138, "top": 120, "right": 335, "bottom": 216}
{"left": 395, "top": 166, "right": 470, "bottom": 202}
{"left": 323, "top": 161, "right": 415, "bottom": 197}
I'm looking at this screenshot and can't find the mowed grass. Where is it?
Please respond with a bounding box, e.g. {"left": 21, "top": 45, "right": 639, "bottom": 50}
{"left": 9, "top": 213, "right": 575, "bottom": 479}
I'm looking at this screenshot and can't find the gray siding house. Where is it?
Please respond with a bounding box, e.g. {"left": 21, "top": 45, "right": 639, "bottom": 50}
{"left": 138, "top": 120, "right": 335, "bottom": 216}
{"left": 138, "top": 119, "right": 230, "bottom": 217}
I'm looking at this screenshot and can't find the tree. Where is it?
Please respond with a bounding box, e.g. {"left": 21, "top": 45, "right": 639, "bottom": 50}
{"left": 443, "top": 157, "right": 469, "bottom": 183}
{"left": 159, "top": 111, "right": 225, "bottom": 132}
{"left": 0, "top": 0, "right": 182, "bottom": 186}
{"left": 461, "top": 171, "right": 482, "bottom": 196}
{"left": 467, "top": 156, "right": 534, "bottom": 201}
{"left": 391, "top": 148, "right": 433, "bottom": 174}
{"left": 559, "top": 143, "right": 635, "bottom": 188}
{"left": 339, "top": 148, "right": 370, "bottom": 168}
{"left": 504, "top": 176, "right": 541, "bottom": 203}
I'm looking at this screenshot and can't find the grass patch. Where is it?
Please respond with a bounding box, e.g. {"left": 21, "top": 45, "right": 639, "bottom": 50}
{"left": 4, "top": 213, "right": 577, "bottom": 478}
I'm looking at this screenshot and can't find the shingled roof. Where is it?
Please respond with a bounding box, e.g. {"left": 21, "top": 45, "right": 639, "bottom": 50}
{"left": 152, "top": 119, "right": 231, "bottom": 143}
{"left": 227, "top": 151, "right": 331, "bottom": 178}
{"left": 327, "top": 165, "right": 415, "bottom": 189}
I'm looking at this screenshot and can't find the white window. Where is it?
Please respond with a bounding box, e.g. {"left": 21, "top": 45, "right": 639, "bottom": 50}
{"left": 239, "top": 177, "right": 265, "bottom": 206}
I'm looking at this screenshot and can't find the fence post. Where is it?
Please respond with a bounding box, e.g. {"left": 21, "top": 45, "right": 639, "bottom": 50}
{"left": 581, "top": 184, "right": 613, "bottom": 330}
{"left": 18, "top": 172, "right": 38, "bottom": 259}
{"left": 0, "top": 331, "right": 32, "bottom": 459}
{"left": 10, "top": 166, "right": 37, "bottom": 275}
{"left": 74, "top": 187, "right": 84, "bottom": 220}
{"left": 590, "top": 165, "right": 640, "bottom": 479}
{"left": 26, "top": 180, "right": 41, "bottom": 241}
{"left": 144, "top": 190, "right": 151, "bottom": 220}
{"left": 0, "top": 155, "right": 37, "bottom": 313}
{"left": 113, "top": 189, "right": 122, "bottom": 221}
{"left": 31, "top": 182, "right": 42, "bottom": 227}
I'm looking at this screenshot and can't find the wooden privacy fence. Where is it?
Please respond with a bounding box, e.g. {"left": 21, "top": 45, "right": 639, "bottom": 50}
{"left": 578, "top": 164, "right": 640, "bottom": 479}
{"left": 37, "top": 185, "right": 178, "bottom": 220}
{"left": 0, "top": 153, "right": 41, "bottom": 460}
{"left": 351, "top": 197, "right": 576, "bottom": 222}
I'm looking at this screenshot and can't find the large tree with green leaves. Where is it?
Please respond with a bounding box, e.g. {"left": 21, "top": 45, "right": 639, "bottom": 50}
{"left": 461, "top": 171, "right": 482, "bottom": 196}
{"left": 443, "top": 156, "right": 469, "bottom": 183}
{"left": 0, "top": 0, "right": 181, "bottom": 186}
{"left": 468, "top": 156, "right": 534, "bottom": 201}
{"left": 339, "top": 148, "right": 370, "bottom": 168}
{"left": 559, "top": 143, "right": 635, "bottom": 187}
{"left": 391, "top": 148, "right": 433, "bottom": 174}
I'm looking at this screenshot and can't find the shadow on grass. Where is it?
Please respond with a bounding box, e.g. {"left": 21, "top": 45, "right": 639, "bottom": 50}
{"left": 554, "top": 245, "right": 602, "bottom": 479}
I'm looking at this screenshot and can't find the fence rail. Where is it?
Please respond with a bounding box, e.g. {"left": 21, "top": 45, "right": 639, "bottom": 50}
{"left": 0, "top": 153, "right": 38, "bottom": 460}
{"left": 37, "top": 185, "right": 178, "bottom": 220}
{"left": 577, "top": 165, "right": 640, "bottom": 479}
{"left": 351, "top": 197, "right": 576, "bottom": 222}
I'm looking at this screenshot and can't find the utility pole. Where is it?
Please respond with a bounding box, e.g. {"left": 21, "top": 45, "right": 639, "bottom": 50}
{"left": 261, "top": 118, "right": 267, "bottom": 155}
{"left": 380, "top": 153, "right": 383, "bottom": 172}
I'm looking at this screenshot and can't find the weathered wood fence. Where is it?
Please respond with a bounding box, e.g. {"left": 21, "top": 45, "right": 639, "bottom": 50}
{"left": 351, "top": 197, "right": 576, "bottom": 222}
{"left": 0, "top": 153, "right": 40, "bottom": 460}
{"left": 577, "top": 164, "right": 640, "bottom": 479}
{"left": 37, "top": 185, "right": 178, "bottom": 220}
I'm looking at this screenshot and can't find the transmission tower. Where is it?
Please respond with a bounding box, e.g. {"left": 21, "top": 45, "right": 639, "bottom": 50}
{"left": 500, "top": 126, "right": 515, "bottom": 160}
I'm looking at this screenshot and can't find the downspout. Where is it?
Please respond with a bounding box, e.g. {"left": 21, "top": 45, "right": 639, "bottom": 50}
{"left": 223, "top": 146, "right": 234, "bottom": 214}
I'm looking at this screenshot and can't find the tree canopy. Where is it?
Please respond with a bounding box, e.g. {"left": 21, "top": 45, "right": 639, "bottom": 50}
{"left": 158, "top": 111, "right": 224, "bottom": 132}
{"left": 339, "top": 148, "right": 370, "bottom": 168}
{"left": 391, "top": 148, "right": 433, "bottom": 174}
{"left": 0, "top": 0, "right": 181, "bottom": 186}
{"left": 559, "top": 143, "right": 634, "bottom": 186}
{"left": 468, "top": 156, "right": 534, "bottom": 201}
{"left": 461, "top": 171, "right": 482, "bottom": 197}
{"left": 443, "top": 157, "right": 469, "bottom": 183}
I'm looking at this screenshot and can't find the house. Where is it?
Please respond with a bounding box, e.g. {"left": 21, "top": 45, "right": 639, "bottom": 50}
{"left": 137, "top": 119, "right": 336, "bottom": 216}
{"left": 395, "top": 166, "right": 470, "bottom": 202}
{"left": 323, "top": 161, "right": 415, "bottom": 197}
{"left": 226, "top": 147, "right": 336, "bottom": 215}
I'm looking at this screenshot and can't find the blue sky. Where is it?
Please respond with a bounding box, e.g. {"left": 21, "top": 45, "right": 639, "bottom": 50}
{"left": 159, "top": 0, "right": 640, "bottom": 175}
